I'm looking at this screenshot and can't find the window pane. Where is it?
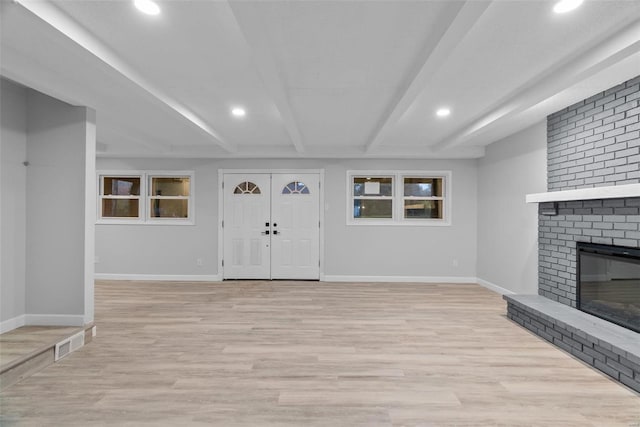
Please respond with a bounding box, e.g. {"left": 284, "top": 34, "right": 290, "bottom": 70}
{"left": 354, "top": 199, "right": 392, "bottom": 218}
{"left": 150, "top": 199, "right": 188, "bottom": 218}
{"left": 404, "top": 200, "right": 443, "bottom": 219}
{"left": 103, "top": 177, "right": 140, "bottom": 196}
{"left": 102, "top": 199, "right": 139, "bottom": 217}
{"left": 151, "top": 177, "right": 190, "bottom": 196}
{"left": 283, "top": 181, "right": 310, "bottom": 194}
{"left": 234, "top": 181, "right": 261, "bottom": 194}
{"left": 353, "top": 177, "right": 393, "bottom": 197}
{"left": 404, "top": 177, "right": 442, "bottom": 197}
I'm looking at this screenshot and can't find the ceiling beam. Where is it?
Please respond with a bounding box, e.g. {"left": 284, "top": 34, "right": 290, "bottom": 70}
{"left": 107, "top": 143, "right": 486, "bottom": 160}
{"left": 364, "top": 1, "right": 491, "bottom": 153}
{"left": 13, "top": 0, "right": 237, "bottom": 153}
{"left": 433, "top": 18, "right": 640, "bottom": 152}
{"left": 228, "top": 1, "right": 305, "bottom": 154}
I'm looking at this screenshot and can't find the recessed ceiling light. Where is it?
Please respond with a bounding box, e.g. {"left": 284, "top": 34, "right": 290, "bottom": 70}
{"left": 231, "top": 107, "right": 246, "bottom": 118}
{"left": 134, "top": 0, "right": 161, "bottom": 16}
{"left": 436, "top": 108, "right": 451, "bottom": 118}
{"left": 553, "top": 0, "right": 583, "bottom": 14}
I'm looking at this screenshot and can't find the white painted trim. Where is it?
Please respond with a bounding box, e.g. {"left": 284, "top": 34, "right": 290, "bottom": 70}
{"left": 346, "top": 170, "right": 452, "bottom": 226}
{"left": 526, "top": 183, "right": 640, "bottom": 203}
{"left": 93, "top": 274, "right": 516, "bottom": 296}
{"left": 96, "top": 169, "right": 195, "bottom": 224}
{"left": 96, "top": 170, "right": 145, "bottom": 224}
{"left": 323, "top": 275, "right": 478, "bottom": 283}
{"left": 324, "top": 276, "right": 515, "bottom": 295}
{"left": 95, "top": 274, "right": 222, "bottom": 282}
{"left": 25, "top": 314, "right": 85, "bottom": 327}
{"left": 84, "top": 109, "right": 97, "bottom": 325}
{"left": 219, "top": 169, "right": 324, "bottom": 175}
{"left": 146, "top": 170, "right": 195, "bottom": 224}
{"left": 0, "top": 315, "right": 26, "bottom": 334}
{"left": 319, "top": 169, "right": 326, "bottom": 280}
{"left": 218, "top": 169, "right": 224, "bottom": 279}
{"left": 475, "top": 278, "right": 515, "bottom": 295}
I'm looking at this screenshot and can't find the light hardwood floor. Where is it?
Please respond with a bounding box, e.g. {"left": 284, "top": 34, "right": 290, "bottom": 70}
{"left": 0, "top": 326, "right": 83, "bottom": 369}
{"left": 1, "top": 280, "right": 638, "bottom": 426}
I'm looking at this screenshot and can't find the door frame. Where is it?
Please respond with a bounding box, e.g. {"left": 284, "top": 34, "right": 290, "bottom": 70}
{"left": 218, "top": 169, "right": 325, "bottom": 280}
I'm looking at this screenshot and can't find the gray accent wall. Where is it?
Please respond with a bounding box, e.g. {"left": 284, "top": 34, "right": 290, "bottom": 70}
{"left": 540, "top": 74, "right": 640, "bottom": 306}
{"left": 477, "top": 122, "right": 547, "bottom": 294}
{"left": 95, "top": 158, "right": 478, "bottom": 279}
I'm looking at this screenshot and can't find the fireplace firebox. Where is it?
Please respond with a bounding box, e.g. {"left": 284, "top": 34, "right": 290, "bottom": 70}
{"left": 577, "top": 242, "right": 640, "bottom": 333}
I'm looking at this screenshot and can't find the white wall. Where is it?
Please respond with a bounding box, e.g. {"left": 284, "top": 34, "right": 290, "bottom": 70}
{"left": 96, "top": 158, "right": 478, "bottom": 280}
{"left": 95, "top": 158, "right": 218, "bottom": 278}
{"left": 24, "top": 90, "right": 94, "bottom": 325}
{"left": 477, "top": 121, "right": 547, "bottom": 294}
{"left": 1, "top": 80, "right": 95, "bottom": 331}
{"left": 0, "top": 79, "right": 28, "bottom": 329}
{"left": 323, "top": 159, "right": 477, "bottom": 280}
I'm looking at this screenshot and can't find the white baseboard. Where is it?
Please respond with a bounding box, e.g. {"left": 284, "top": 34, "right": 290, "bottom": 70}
{"left": 24, "top": 314, "right": 85, "bottom": 327}
{"left": 475, "top": 278, "right": 515, "bottom": 295}
{"left": 323, "top": 275, "right": 515, "bottom": 296}
{"left": 94, "top": 274, "right": 514, "bottom": 296}
{"left": 0, "top": 314, "right": 26, "bottom": 334}
{"left": 95, "top": 273, "right": 222, "bottom": 282}
{"left": 323, "top": 275, "right": 478, "bottom": 284}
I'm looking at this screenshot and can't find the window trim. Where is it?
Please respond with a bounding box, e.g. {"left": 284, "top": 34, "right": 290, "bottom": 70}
{"left": 351, "top": 174, "right": 396, "bottom": 222}
{"left": 147, "top": 171, "right": 194, "bottom": 224}
{"left": 97, "top": 170, "right": 194, "bottom": 225}
{"left": 346, "top": 170, "right": 452, "bottom": 226}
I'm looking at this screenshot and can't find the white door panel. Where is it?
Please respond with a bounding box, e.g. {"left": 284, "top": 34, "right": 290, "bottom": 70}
{"left": 223, "top": 174, "right": 271, "bottom": 279}
{"left": 223, "top": 172, "right": 320, "bottom": 280}
{"left": 271, "top": 174, "right": 320, "bottom": 280}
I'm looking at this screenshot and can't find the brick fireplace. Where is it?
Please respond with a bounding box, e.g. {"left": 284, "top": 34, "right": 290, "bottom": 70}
{"left": 504, "top": 74, "right": 640, "bottom": 394}
{"left": 539, "top": 75, "right": 640, "bottom": 308}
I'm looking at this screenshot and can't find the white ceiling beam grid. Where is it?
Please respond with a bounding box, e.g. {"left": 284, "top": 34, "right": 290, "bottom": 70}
{"left": 14, "top": 0, "right": 237, "bottom": 153}
{"left": 433, "top": 17, "right": 640, "bottom": 152}
{"left": 229, "top": 1, "right": 306, "bottom": 155}
{"left": 364, "top": 1, "right": 491, "bottom": 153}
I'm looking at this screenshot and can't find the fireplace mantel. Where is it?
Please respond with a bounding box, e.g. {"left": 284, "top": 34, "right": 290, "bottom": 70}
{"left": 525, "top": 183, "right": 640, "bottom": 203}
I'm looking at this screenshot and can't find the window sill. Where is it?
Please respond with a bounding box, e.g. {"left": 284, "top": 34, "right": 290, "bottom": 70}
{"left": 96, "top": 219, "right": 195, "bottom": 226}
{"left": 347, "top": 220, "right": 451, "bottom": 227}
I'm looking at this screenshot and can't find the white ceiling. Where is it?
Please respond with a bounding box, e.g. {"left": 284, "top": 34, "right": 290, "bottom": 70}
{"left": 1, "top": 0, "right": 639, "bottom": 159}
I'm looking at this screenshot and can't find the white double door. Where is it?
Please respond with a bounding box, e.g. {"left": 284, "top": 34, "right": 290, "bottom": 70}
{"left": 223, "top": 173, "right": 320, "bottom": 280}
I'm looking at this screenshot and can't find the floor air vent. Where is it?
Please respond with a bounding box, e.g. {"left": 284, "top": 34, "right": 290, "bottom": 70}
{"left": 54, "top": 331, "right": 85, "bottom": 361}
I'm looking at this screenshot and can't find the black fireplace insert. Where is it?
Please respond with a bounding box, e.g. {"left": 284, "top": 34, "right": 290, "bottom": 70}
{"left": 577, "top": 242, "right": 640, "bottom": 333}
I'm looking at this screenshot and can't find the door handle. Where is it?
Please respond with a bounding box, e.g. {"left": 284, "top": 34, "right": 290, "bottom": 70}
{"left": 261, "top": 230, "right": 270, "bottom": 235}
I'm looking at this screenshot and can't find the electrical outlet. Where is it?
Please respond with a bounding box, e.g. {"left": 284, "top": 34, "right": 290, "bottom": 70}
{"left": 452, "top": 259, "right": 459, "bottom": 267}
{"left": 196, "top": 258, "right": 203, "bottom": 267}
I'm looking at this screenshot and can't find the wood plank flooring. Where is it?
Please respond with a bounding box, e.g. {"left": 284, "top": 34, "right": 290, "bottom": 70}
{"left": 0, "top": 326, "right": 82, "bottom": 369}
{"left": 1, "top": 280, "right": 639, "bottom": 426}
